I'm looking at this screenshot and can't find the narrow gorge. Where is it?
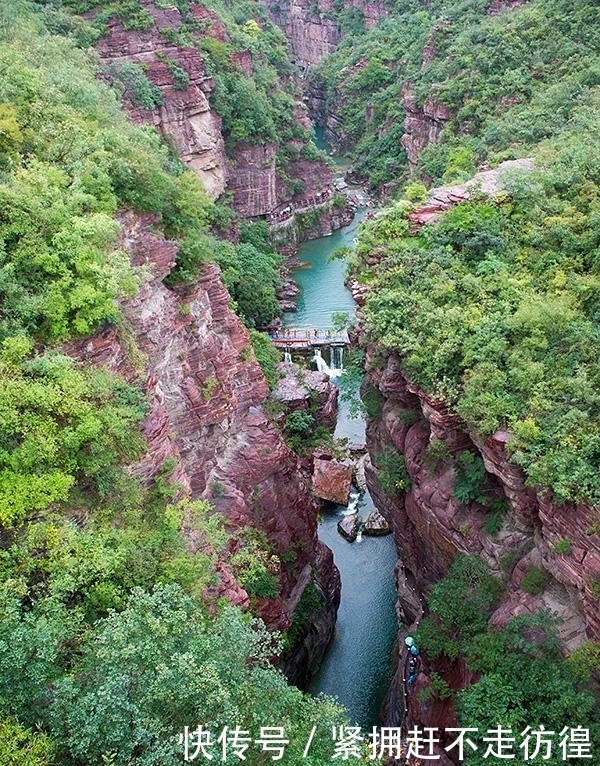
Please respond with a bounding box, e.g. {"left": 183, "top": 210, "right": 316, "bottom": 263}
{"left": 2, "top": 1, "right": 600, "bottom": 764}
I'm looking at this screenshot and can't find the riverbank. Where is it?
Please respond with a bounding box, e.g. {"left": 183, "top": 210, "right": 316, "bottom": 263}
{"left": 278, "top": 207, "right": 399, "bottom": 726}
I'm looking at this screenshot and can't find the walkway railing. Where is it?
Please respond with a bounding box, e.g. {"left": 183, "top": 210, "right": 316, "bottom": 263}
{"left": 270, "top": 328, "right": 348, "bottom": 350}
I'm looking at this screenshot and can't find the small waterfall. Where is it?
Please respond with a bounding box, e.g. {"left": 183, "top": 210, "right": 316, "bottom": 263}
{"left": 283, "top": 351, "right": 292, "bottom": 364}
{"left": 330, "top": 345, "right": 344, "bottom": 371}
{"left": 344, "top": 488, "right": 360, "bottom": 516}
{"left": 312, "top": 348, "right": 333, "bottom": 376}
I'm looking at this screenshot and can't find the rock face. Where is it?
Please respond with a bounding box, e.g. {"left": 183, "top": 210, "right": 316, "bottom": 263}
{"left": 312, "top": 458, "right": 353, "bottom": 505}
{"left": 93, "top": 1, "right": 338, "bottom": 224}
{"left": 271, "top": 363, "right": 338, "bottom": 429}
{"left": 365, "top": 352, "right": 600, "bottom": 727}
{"left": 355, "top": 155, "right": 599, "bottom": 727}
{"left": 264, "top": 0, "right": 388, "bottom": 68}
{"left": 367, "top": 350, "right": 600, "bottom": 637}
{"left": 363, "top": 508, "right": 390, "bottom": 536}
{"left": 407, "top": 157, "right": 535, "bottom": 230}
{"left": 95, "top": 6, "right": 228, "bottom": 198}
{"left": 338, "top": 513, "right": 360, "bottom": 542}
{"left": 401, "top": 84, "right": 455, "bottom": 174}
{"left": 66, "top": 212, "right": 340, "bottom": 656}
{"left": 265, "top": 0, "right": 340, "bottom": 67}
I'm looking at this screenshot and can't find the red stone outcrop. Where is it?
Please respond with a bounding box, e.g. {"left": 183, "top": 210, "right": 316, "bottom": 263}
{"left": 95, "top": 7, "right": 228, "bottom": 199}
{"left": 366, "top": 354, "right": 600, "bottom": 643}
{"left": 272, "top": 363, "right": 338, "bottom": 429}
{"left": 265, "top": 0, "right": 389, "bottom": 67}
{"left": 488, "top": 0, "right": 529, "bottom": 13}
{"left": 67, "top": 212, "right": 340, "bottom": 647}
{"left": 401, "top": 83, "right": 455, "bottom": 173}
{"left": 312, "top": 458, "right": 353, "bottom": 505}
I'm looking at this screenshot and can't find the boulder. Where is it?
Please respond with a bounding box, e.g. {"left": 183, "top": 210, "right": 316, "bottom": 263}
{"left": 312, "top": 457, "right": 352, "bottom": 505}
{"left": 363, "top": 508, "right": 391, "bottom": 536}
{"left": 338, "top": 513, "right": 360, "bottom": 542}
{"left": 272, "top": 364, "right": 338, "bottom": 428}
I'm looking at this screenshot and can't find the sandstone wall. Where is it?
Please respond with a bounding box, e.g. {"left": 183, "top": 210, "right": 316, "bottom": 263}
{"left": 93, "top": 1, "right": 337, "bottom": 224}
{"left": 264, "top": 0, "right": 389, "bottom": 67}
{"left": 363, "top": 353, "right": 598, "bottom": 732}
{"left": 66, "top": 212, "right": 340, "bottom": 646}
{"left": 95, "top": 6, "right": 229, "bottom": 199}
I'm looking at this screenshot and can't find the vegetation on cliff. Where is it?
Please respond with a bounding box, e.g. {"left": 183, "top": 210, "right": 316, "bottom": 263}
{"left": 357, "top": 99, "right": 600, "bottom": 505}
{"left": 312, "top": 0, "right": 600, "bottom": 191}
{"left": 0, "top": 3, "right": 350, "bottom": 764}
{"left": 334, "top": 0, "right": 600, "bottom": 731}
{"left": 416, "top": 556, "right": 600, "bottom": 764}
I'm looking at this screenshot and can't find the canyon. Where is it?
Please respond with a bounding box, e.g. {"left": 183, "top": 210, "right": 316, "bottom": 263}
{"left": 79, "top": 0, "right": 600, "bottom": 739}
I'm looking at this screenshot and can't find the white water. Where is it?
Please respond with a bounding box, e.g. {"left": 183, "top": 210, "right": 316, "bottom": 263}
{"left": 330, "top": 345, "right": 344, "bottom": 371}
{"left": 313, "top": 348, "right": 342, "bottom": 378}
{"left": 284, "top": 351, "right": 292, "bottom": 364}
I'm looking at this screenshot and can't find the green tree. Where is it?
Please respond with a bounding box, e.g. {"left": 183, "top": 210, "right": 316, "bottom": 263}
{"left": 49, "top": 584, "right": 347, "bottom": 766}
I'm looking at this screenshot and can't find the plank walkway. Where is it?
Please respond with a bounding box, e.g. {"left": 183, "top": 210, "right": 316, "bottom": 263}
{"left": 270, "top": 328, "right": 349, "bottom": 350}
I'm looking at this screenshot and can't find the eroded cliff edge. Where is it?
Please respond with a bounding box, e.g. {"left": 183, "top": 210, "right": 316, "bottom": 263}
{"left": 64, "top": 210, "right": 340, "bottom": 685}
{"left": 350, "top": 168, "right": 600, "bottom": 734}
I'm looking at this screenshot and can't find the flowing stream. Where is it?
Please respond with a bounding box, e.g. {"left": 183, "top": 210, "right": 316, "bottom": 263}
{"left": 282, "top": 201, "right": 398, "bottom": 727}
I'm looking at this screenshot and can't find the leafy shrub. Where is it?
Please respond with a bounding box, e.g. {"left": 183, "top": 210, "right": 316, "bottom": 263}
{"left": 229, "top": 528, "right": 280, "bottom": 600}
{"left": 361, "top": 383, "right": 384, "bottom": 419}
{"left": 427, "top": 554, "right": 503, "bottom": 642}
{"left": 554, "top": 537, "right": 573, "bottom": 555}
{"left": 0, "top": 718, "right": 53, "bottom": 766}
{"left": 106, "top": 61, "right": 164, "bottom": 110}
{"left": 415, "top": 616, "right": 460, "bottom": 662}
{"left": 418, "top": 671, "right": 453, "bottom": 702}
{"left": 285, "top": 409, "right": 315, "bottom": 436}
{"left": 165, "top": 58, "right": 189, "bottom": 90}
{"left": 248, "top": 329, "right": 280, "bottom": 389}
{"left": 373, "top": 447, "right": 411, "bottom": 494}
{"left": 454, "top": 451, "right": 486, "bottom": 504}
{"left": 0, "top": 349, "right": 147, "bottom": 525}
{"left": 284, "top": 580, "right": 321, "bottom": 649}
{"left": 483, "top": 501, "right": 506, "bottom": 537}
{"left": 567, "top": 640, "right": 600, "bottom": 683}
{"left": 520, "top": 566, "right": 550, "bottom": 595}
{"left": 423, "top": 438, "right": 452, "bottom": 471}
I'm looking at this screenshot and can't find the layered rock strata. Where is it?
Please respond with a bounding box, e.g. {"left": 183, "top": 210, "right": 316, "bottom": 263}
{"left": 271, "top": 362, "right": 338, "bottom": 428}
{"left": 95, "top": 5, "right": 228, "bottom": 198}
{"left": 265, "top": 0, "right": 389, "bottom": 69}
{"left": 67, "top": 211, "right": 340, "bottom": 652}
{"left": 401, "top": 84, "right": 455, "bottom": 174}
{"left": 365, "top": 355, "right": 596, "bottom": 734}
{"left": 93, "top": 1, "right": 337, "bottom": 224}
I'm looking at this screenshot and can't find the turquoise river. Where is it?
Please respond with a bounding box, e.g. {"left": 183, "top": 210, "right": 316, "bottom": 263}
{"left": 283, "top": 208, "right": 399, "bottom": 727}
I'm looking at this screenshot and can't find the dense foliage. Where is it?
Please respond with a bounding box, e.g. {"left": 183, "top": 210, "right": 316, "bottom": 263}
{"left": 356, "top": 97, "right": 600, "bottom": 504}
{"left": 416, "top": 555, "right": 600, "bottom": 765}
{"left": 312, "top": 0, "right": 600, "bottom": 191}
{"left": 0, "top": 3, "right": 352, "bottom": 764}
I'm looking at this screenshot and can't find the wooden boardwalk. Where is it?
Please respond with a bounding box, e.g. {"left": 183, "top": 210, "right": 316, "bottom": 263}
{"left": 270, "top": 328, "right": 349, "bottom": 351}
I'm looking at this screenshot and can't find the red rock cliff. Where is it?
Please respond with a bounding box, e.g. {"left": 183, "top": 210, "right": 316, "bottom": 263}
{"left": 66, "top": 211, "right": 340, "bottom": 668}
{"left": 264, "top": 0, "right": 389, "bottom": 68}
{"left": 354, "top": 165, "right": 600, "bottom": 730}
{"left": 92, "top": 1, "right": 336, "bottom": 224}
